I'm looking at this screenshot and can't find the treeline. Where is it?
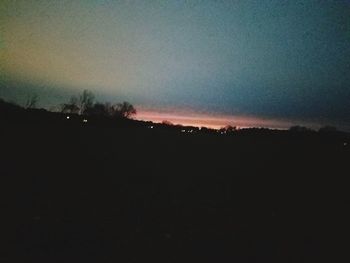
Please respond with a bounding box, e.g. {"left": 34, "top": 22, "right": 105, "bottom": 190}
{"left": 0, "top": 93, "right": 344, "bottom": 134}
{"left": 60, "top": 90, "right": 136, "bottom": 119}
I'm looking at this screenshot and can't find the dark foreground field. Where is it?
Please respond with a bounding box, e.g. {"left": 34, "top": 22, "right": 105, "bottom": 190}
{"left": 1, "top": 110, "right": 350, "bottom": 262}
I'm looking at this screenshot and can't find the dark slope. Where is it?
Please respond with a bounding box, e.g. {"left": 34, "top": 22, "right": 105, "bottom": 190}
{"left": 1, "top": 102, "right": 349, "bottom": 262}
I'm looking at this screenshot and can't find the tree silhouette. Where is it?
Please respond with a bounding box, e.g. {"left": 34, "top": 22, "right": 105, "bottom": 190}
{"left": 225, "top": 125, "right": 237, "bottom": 133}
{"left": 162, "top": 120, "right": 173, "bottom": 126}
{"left": 59, "top": 91, "right": 136, "bottom": 119}
{"left": 104, "top": 103, "right": 116, "bottom": 116}
{"left": 219, "top": 125, "right": 237, "bottom": 134}
{"left": 84, "top": 103, "right": 109, "bottom": 117}
{"left": 113, "top": 101, "right": 136, "bottom": 119}
{"left": 25, "top": 94, "right": 38, "bottom": 109}
{"left": 61, "top": 96, "right": 80, "bottom": 114}
{"left": 79, "top": 90, "right": 95, "bottom": 115}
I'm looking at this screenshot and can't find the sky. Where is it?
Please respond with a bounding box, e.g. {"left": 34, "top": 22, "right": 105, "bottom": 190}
{"left": 1, "top": 0, "right": 350, "bottom": 129}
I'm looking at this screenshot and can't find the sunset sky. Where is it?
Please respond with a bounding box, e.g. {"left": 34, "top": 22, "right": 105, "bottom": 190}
{"left": 1, "top": 0, "right": 350, "bottom": 129}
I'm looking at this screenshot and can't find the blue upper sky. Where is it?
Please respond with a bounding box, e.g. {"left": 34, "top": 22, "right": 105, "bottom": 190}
{"left": 1, "top": 0, "right": 350, "bottom": 128}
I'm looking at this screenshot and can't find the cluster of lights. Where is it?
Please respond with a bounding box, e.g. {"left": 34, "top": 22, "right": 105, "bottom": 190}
{"left": 181, "top": 129, "right": 195, "bottom": 133}
{"left": 66, "top": 115, "right": 88, "bottom": 124}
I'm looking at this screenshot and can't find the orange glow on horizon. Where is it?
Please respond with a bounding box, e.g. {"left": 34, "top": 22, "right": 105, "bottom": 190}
{"left": 135, "top": 109, "right": 298, "bottom": 130}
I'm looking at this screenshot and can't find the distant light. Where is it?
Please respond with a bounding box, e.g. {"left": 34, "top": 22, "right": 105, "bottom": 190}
{"left": 181, "top": 129, "right": 186, "bottom": 133}
{"left": 66, "top": 116, "right": 70, "bottom": 119}
{"left": 221, "top": 132, "right": 224, "bottom": 134}
{"left": 149, "top": 126, "right": 154, "bottom": 129}
{"left": 83, "top": 119, "right": 88, "bottom": 123}
{"left": 344, "top": 142, "right": 348, "bottom": 146}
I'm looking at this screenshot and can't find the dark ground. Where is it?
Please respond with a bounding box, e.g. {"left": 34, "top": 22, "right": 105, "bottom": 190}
{"left": 1, "top": 107, "right": 350, "bottom": 262}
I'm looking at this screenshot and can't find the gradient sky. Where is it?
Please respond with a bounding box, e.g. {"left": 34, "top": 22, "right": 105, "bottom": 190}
{"left": 1, "top": 0, "right": 350, "bottom": 129}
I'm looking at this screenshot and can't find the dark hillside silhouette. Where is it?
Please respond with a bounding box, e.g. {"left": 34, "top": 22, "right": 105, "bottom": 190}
{"left": 1, "top": 97, "right": 349, "bottom": 263}
{"left": 0, "top": 98, "right": 23, "bottom": 112}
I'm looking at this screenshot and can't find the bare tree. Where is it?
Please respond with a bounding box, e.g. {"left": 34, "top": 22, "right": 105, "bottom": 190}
{"left": 60, "top": 91, "right": 136, "bottom": 120}
{"left": 61, "top": 96, "right": 80, "bottom": 114}
{"left": 25, "top": 94, "right": 38, "bottom": 109}
{"left": 79, "top": 90, "right": 95, "bottom": 115}
{"left": 113, "top": 101, "right": 136, "bottom": 119}
{"left": 104, "top": 102, "right": 115, "bottom": 116}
